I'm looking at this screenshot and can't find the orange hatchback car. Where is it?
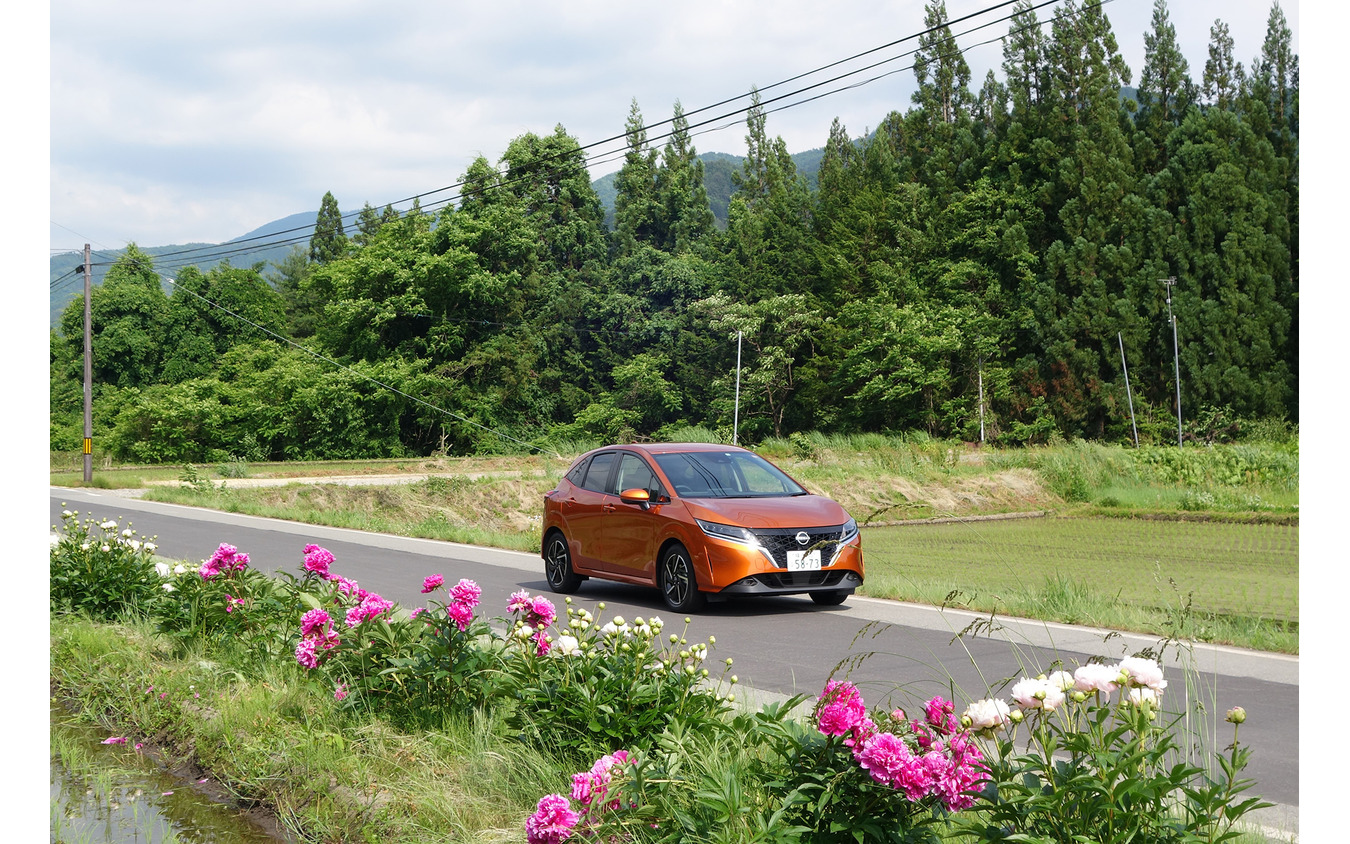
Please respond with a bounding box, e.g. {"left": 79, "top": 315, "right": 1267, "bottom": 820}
{"left": 540, "top": 443, "right": 863, "bottom": 611}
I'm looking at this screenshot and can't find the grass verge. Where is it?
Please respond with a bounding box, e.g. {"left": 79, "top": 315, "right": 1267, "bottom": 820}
{"left": 50, "top": 614, "right": 570, "bottom": 843}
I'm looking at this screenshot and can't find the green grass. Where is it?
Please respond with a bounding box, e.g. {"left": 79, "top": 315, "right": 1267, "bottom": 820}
{"left": 50, "top": 615, "right": 569, "bottom": 843}
{"left": 860, "top": 515, "right": 1298, "bottom": 653}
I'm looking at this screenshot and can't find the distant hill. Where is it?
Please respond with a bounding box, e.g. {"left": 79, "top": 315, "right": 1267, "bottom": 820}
{"left": 50, "top": 146, "right": 832, "bottom": 328}
{"left": 49, "top": 213, "right": 316, "bottom": 328}
{"left": 591, "top": 148, "right": 824, "bottom": 231}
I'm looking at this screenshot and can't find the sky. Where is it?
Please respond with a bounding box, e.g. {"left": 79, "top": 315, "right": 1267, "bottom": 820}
{"left": 46, "top": 0, "right": 1301, "bottom": 253}
{"left": 9, "top": 3, "right": 1344, "bottom": 840}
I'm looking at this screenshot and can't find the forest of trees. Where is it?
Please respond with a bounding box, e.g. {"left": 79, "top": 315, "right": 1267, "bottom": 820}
{"left": 50, "top": 0, "right": 1298, "bottom": 462}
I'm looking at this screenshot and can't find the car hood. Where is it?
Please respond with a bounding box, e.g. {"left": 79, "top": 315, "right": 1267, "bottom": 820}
{"left": 681, "top": 495, "right": 850, "bottom": 529}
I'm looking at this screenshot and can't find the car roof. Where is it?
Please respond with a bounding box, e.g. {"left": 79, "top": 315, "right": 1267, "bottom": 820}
{"left": 585, "top": 442, "right": 751, "bottom": 457}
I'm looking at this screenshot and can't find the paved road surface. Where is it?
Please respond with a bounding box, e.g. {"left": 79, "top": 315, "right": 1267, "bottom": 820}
{"left": 51, "top": 487, "right": 1299, "bottom": 837}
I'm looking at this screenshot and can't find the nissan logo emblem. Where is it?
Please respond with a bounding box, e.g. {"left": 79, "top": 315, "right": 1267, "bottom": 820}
{"left": 795, "top": 531, "right": 810, "bottom": 546}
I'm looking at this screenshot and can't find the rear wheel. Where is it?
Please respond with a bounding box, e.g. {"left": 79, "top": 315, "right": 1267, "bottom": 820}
{"left": 810, "top": 590, "right": 849, "bottom": 606}
{"left": 543, "top": 532, "right": 583, "bottom": 593}
{"left": 659, "top": 543, "right": 706, "bottom": 612}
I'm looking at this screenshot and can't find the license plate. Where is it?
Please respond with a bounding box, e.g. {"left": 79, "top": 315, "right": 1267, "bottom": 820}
{"left": 786, "top": 549, "right": 822, "bottom": 571}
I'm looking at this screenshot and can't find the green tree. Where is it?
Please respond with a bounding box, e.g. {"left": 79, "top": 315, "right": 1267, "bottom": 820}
{"left": 1202, "top": 19, "right": 1244, "bottom": 110}
{"left": 655, "top": 101, "right": 716, "bottom": 254}
{"left": 1135, "top": 0, "right": 1194, "bottom": 172}
{"left": 58, "top": 244, "right": 168, "bottom": 389}
{"left": 612, "top": 99, "right": 661, "bottom": 255}
{"left": 160, "top": 264, "right": 287, "bottom": 383}
{"left": 309, "top": 191, "right": 347, "bottom": 264}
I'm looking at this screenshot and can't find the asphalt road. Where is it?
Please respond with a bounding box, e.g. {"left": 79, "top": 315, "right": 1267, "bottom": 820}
{"left": 51, "top": 487, "right": 1299, "bottom": 834}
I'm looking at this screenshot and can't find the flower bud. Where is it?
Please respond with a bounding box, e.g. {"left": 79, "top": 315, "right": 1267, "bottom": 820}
{"left": 730, "top": 675, "right": 738, "bottom": 684}
{"left": 725, "top": 658, "right": 733, "bottom": 666}
{"left": 700, "top": 669, "right": 709, "bottom": 678}
{"left": 1226, "top": 706, "right": 1247, "bottom": 724}
{"left": 1009, "top": 709, "right": 1025, "bottom": 724}
{"left": 597, "top": 602, "right": 606, "bottom": 610}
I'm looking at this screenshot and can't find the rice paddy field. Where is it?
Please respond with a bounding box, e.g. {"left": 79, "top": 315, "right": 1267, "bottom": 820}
{"left": 860, "top": 515, "right": 1298, "bottom": 651}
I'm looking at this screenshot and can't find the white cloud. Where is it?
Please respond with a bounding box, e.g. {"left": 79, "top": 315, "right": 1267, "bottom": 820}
{"left": 50, "top": 0, "right": 1299, "bottom": 251}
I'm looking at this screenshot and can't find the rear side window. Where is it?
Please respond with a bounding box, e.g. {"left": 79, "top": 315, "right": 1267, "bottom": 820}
{"left": 564, "top": 457, "right": 590, "bottom": 487}
{"left": 580, "top": 452, "right": 617, "bottom": 493}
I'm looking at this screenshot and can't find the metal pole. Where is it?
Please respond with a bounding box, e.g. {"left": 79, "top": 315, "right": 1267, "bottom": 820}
{"left": 1162, "top": 277, "right": 1182, "bottom": 448}
{"left": 977, "top": 354, "right": 985, "bottom": 444}
{"left": 1118, "top": 332, "right": 1138, "bottom": 448}
{"left": 732, "top": 331, "right": 742, "bottom": 446}
{"left": 82, "top": 244, "right": 93, "bottom": 482}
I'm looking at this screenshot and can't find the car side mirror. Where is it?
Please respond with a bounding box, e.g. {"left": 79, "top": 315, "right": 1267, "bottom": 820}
{"left": 619, "top": 488, "right": 652, "bottom": 510}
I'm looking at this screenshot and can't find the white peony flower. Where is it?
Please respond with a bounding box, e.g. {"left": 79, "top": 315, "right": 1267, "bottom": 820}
{"left": 155, "top": 561, "right": 172, "bottom": 578}
{"left": 553, "top": 635, "right": 581, "bottom": 656}
{"left": 962, "top": 698, "right": 1012, "bottom": 732}
{"left": 1046, "top": 670, "right": 1076, "bottom": 692}
{"left": 172, "top": 563, "right": 186, "bottom": 574}
{"left": 1118, "top": 657, "right": 1167, "bottom": 692}
{"left": 162, "top": 583, "right": 176, "bottom": 592}
{"left": 1074, "top": 663, "right": 1121, "bottom": 694}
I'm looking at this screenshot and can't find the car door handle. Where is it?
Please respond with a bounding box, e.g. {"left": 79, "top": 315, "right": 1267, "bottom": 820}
{"left": 602, "top": 503, "right": 617, "bottom": 512}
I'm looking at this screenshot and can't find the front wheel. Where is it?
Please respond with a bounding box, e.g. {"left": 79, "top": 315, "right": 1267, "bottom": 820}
{"left": 543, "top": 532, "right": 583, "bottom": 593}
{"left": 810, "top": 590, "right": 849, "bottom": 606}
{"left": 659, "top": 543, "right": 706, "bottom": 612}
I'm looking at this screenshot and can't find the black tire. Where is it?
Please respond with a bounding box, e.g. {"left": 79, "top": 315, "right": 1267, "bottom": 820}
{"left": 810, "top": 590, "right": 849, "bottom": 606}
{"left": 659, "top": 543, "right": 706, "bottom": 612}
{"left": 543, "top": 532, "right": 583, "bottom": 594}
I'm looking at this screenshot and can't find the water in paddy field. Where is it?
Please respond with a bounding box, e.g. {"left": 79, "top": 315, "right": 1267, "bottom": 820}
{"left": 50, "top": 702, "right": 286, "bottom": 843}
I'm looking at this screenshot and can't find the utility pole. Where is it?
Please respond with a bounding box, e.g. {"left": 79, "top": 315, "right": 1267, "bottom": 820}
{"left": 1161, "top": 277, "right": 1182, "bottom": 448}
{"left": 82, "top": 244, "right": 93, "bottom": 482}
{"left": 732, "top": 331, "right": 742, "bottom": 446}
{"left": 977, "top": 353, "right": 985, "bottom": 445}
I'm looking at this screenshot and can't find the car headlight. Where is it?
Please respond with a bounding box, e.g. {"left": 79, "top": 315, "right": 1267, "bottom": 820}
{"left": 695, "top": 519, "right": 757, "bottom": 546}
{"left": 839, "top": 517, "right": 858, "bottom": 544}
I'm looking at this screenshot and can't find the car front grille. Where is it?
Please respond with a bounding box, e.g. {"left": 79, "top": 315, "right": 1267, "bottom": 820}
{"left": 749, "top": 526, "right": 844, "bottom": 569}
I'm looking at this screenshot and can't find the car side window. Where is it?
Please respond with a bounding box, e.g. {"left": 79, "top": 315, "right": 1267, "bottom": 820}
{"left": 580, "top": 452, "right": 617, "bottom": 494}
{"left": 564, "top": 457, "right": 590, "bottom": 487}
{"left": 616, "top": 453, "right": 664, "bottom": 499}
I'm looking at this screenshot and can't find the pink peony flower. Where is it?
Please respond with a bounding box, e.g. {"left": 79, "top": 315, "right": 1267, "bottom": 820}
{"left": 334, "top": 684, "right": 348, "bottom": 702}
{"left": 345, "top": 594, "right": 393, "bottom": 628}
{"left": 529, "top": 595, "right": 556, "bottom": 627}
{"left": 526, "top": 794, "right": 581, "bottom": 844}
{"left": 295, "top": 637, "right": 319, "bottom": 669}
{"left": 816, "top": 680, "right": 868, "bottom": 737}
{"left": 225, "top": 594, "right": 245, "bottom": 613}
{"left": 449, "top": 578, "right": 482, "bottom": 608}
{"left": 303, "top": 544, "right": 334, "bottom": 577}
{"left": 300, "top": 609, "right": 331, "bottom": 638}
{"left": 101, "top": 736, "right": 127, "bottom": 745}
{"left": 534, "top": 629, "right": 552, "bottom": 656}
{"left": 507, "top": 590, "right": 532, "bottom": 613}
{"left": 332, "top": 575, "right": 362, "bottom": 598}
{"left": 924, "top": 696, "right": 959, "bottom": 735}
{"left": 571, "top": 750, "right": 630, "bottom": 811}
{"left": 410, "top": 607, "right": 426, "bottom": 619}
{"left": 421, "top": 573, "right": 444, "bottom": 594}
{"left": 856, "top": 732, "right": 912, "bottom": 787}
{"left": 447, "top": 601, "right": 474, "bottom": 632}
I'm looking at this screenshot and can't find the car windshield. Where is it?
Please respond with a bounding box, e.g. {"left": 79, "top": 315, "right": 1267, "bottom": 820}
{"left": 653, "top": 451, "right": 807, "bottom": 499}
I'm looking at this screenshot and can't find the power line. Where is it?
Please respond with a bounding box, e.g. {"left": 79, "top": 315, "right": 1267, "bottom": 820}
{"left": 95, "top": 0, "right": 1075, "bottom": 274}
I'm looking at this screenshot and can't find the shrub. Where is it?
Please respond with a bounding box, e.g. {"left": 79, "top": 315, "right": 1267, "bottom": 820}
{"left": 50, "top": 507, "right": 162, "bottom": 620}
{"left": 958, "top": 658, "right": 1270, "bottom": 843}
{"left": 497, "top": 599, "right": 734, "bottom": 763}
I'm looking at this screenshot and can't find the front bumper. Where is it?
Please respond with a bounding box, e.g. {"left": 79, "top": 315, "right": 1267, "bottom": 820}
{"left": 712, "top": 569, "right": 863, "bottom": 598}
